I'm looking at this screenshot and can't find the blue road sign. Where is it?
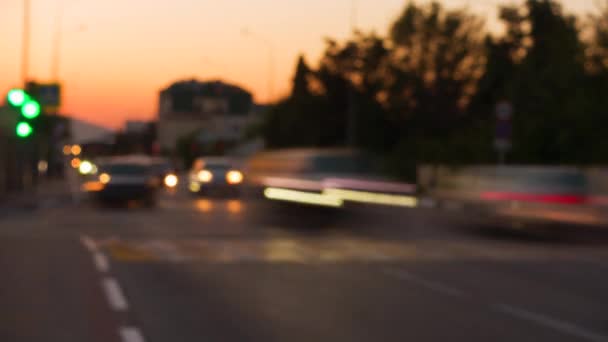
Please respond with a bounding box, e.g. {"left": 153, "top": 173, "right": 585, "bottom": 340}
{"left": 37, "top": 84, "right": 61, "bottom": 107}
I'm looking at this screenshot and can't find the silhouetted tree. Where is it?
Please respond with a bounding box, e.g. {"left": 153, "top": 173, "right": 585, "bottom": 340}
{"left": 388, "top": 1, "right": 486, "bottom": 137}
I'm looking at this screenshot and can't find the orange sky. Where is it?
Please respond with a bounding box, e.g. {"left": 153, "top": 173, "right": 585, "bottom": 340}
{"left": 0, "top": 0, "right": 598, "bottom": 129}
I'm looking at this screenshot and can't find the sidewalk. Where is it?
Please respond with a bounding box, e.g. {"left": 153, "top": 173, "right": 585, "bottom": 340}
{"left": 0, "top": 178, "right": 74, "bottom": 213}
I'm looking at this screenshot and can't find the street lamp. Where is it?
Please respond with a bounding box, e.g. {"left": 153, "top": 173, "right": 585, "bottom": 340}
{"left": 52, "top": 0, "right": 86, "bottom": 81}
{"left": 241, "top": 28, "right": 275, "bottom": 103}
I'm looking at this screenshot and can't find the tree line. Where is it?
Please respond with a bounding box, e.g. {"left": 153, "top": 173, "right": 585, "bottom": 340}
{"left": 254, "top": 0, "right": 608, "bottom": 179}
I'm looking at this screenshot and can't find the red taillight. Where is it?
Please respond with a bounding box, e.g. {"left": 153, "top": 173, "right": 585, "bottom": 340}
{"left": 480, "top": 192, "right": 587, "bottom": 205}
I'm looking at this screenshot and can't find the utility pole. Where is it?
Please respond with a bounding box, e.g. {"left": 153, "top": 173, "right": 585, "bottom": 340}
{"left": 22, "top": 0, "right": 31, "bottom": 86}
{"left": 51, "top": 0, "right": 63, "bottom": 81}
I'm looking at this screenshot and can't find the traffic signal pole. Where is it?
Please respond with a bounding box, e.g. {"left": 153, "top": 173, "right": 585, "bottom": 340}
{"left": 6, "top": 88, "right": 42, "bottom": 193}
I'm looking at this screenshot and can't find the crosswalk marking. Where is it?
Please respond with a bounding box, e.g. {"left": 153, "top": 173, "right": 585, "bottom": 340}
{"left": 91, "top": 237, "right": 608, "bottom": 265}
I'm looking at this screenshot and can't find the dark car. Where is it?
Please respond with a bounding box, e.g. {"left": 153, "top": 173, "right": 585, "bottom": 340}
{"left": 188, "top": 157, "right": 244, "bottom": 197}
{"left": 91, "top": 157, "right": 162, "bottom": 206}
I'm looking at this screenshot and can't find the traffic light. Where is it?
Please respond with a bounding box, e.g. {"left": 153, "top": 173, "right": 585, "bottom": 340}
{"left": 16, "top": 122, "right": 33, "bottom": 138}
{"left": 21, "top": 100, "right": 41, "bottom": 119}
{"left": 5, "top": 88, "right": 41, "bottom": 138}
{"left": 7, "top": 89, "right": 27, "bottom": 107}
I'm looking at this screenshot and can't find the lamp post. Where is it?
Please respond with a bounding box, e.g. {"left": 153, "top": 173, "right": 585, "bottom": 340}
{"left": 51, "top": 0, "right": 86, "bottom": 81}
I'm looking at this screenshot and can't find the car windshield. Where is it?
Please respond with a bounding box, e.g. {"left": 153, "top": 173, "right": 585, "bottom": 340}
{"left": 101, "top": 163, "right": 149, "bottom": 175}
{"left": 204, "top": 162, "right": 232, "bottom": 170}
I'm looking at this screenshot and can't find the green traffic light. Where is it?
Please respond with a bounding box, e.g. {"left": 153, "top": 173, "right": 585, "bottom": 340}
{"left": 7, "top": 89, "right": 28, "bottom": 107}
{"left": 21, "top": 100, "right": 41, "bottom": 119}
{"left": 16, "top": 122, "right": 33, "bottom": 138}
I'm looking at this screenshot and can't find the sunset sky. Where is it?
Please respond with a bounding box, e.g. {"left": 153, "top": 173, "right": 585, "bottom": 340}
{"left": 0, "top": 0, "right": 599, "bottom": 129}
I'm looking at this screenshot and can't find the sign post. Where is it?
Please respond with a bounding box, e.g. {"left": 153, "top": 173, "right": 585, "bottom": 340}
{"left": 494, "top": 101, "right": 512, "bottom": 165}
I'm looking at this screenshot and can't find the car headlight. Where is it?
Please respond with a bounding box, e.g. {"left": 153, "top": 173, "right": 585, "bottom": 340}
{"left": 197, "top": 170, "right": 213, "bottom": 183}
{"left": 164, "top": 174, "right": 178, "bottom": 188}
{"left": 226, "top": 170, "right": 243, "bottom": 184}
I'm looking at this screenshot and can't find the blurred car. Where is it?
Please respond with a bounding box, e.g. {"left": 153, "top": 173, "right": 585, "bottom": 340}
{"left": 245, "top": 148, "right": 417, "bottom": 209}
{"left": 84, "top": 156, "right": 162, "bottom": 206}
{"left": 188, "top": 157, "right": 244, "bottom": 196}
{"left": 422, "top": 165, "right": 608, "bottom": 232}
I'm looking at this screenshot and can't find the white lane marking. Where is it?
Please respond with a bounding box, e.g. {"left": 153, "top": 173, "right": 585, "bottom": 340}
{"left": 80, "top": 235, "right": 98, "bottom": 253}
{"left": 120, "top": 327, "right": 146, "bottom": 342}
{"left": 102, "top": 278, "right": 129, "bottom": 311}
{"left": 494, "top": 304, "right": 608, "bottom": 342}
{"left": 384, "top": 268, "right": 465, "bottom": 297}
{"left": 93, "top": 252, "right": 110, "bottom": 273}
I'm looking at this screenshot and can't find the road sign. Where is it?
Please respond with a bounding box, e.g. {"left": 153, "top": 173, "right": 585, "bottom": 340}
{"left": 26, "top": 82, "right": 61, "bottom": 109}
{"left": 495, "top": 101, "right": 513, "bottom": 150}
{"left": 494, "top": 101, "right": 513, "bottom": 164}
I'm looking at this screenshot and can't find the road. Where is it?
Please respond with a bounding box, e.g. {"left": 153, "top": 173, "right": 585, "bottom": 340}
{"left": 1, "top": 181, "right": 608, "bottom": 342}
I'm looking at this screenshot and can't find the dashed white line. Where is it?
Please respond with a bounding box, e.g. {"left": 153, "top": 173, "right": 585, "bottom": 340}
{"left": 383, "top": 268, "right": 465, "bottom": 297}
{"left": 80, "top": 235, "right": 98, "bottom": 253}
{"left": 93, "top": 252, "right": 110, "bottom": 273}
{"left": 102, "top": 278, "right": 129, "bottom": 311}
{"left": 494, "top": 304, "right": 608, "bottom": 342}
{"left": 120, "top": 327, "right": 146, "bottom": 342}
{"left": 82, "top": 236, "right": 146, "bottom": 341}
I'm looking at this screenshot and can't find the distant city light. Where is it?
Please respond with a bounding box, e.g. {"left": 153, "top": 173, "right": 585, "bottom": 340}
{"left": 71, "top": 158, "right": 81, "bottom": 169}
{"left": 63, "top": 145, "right": 72, "bottom": 155}
{"left": 71, "top": 145, "right": 82, "bottom": 156}
{"left": 38, "top": 160, "right": 48, "bottom": 174}
{"left": 99, "top": 173, "right": 111, "bottom": 184}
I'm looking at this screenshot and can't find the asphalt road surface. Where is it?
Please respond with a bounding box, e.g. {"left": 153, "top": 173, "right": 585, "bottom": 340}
{"left": 1, "top": 182, "right": 608, "bottom": 342}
